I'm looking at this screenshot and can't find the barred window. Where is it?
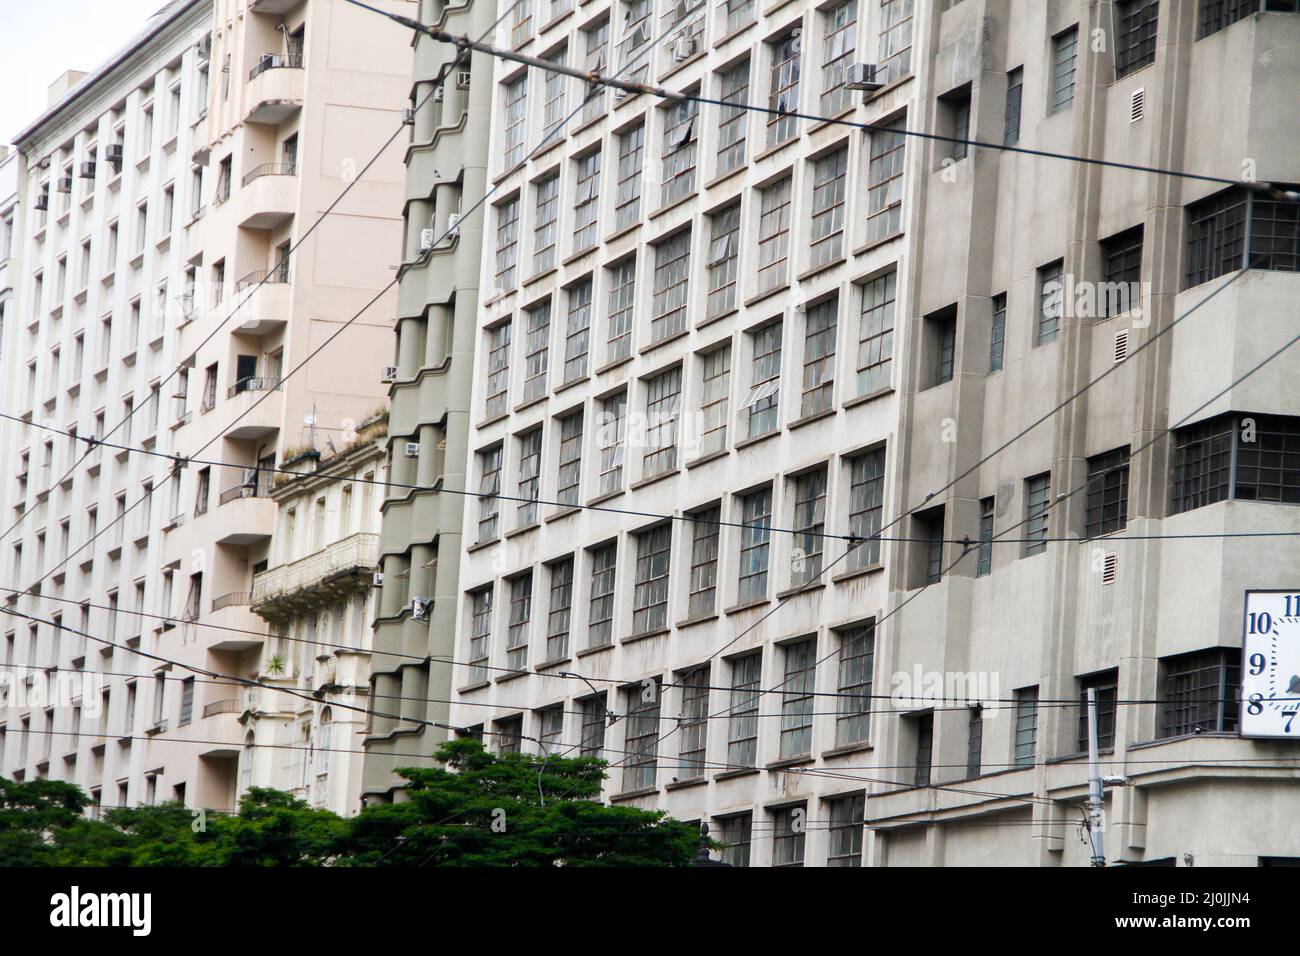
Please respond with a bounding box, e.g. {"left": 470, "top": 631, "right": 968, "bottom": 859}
{"left": 580, "top": 693, "right": 607, "bottom": 756}
{"left": 476, "top": 444, "right": 503, "bottom": 542}
{"left": 1085, "top": 447, "right": 1130, "bottom": 537}
{"left": 847, "top": 447, "right": 885, "bottom": 570}
{"left": 772, "top": 804, "right": 807, "bottom": 866}
{"left": 827, "top": 793, "right": 865, "bottom": 866}
{"left": 801, "top": 298, "right": 837, "bottom": 418}
{"left": 688, "top": 506, "right": 720, "bottom": 618}
{"left": 935, "top": 310, "right": 956, "bottom": 385}
{"left": 718, "top": 812, "right": 752, "bottom": 867}
{"left": 503, "top": 76, "right": 528, "bottom": 168}
{"left": 1014, "top": 687, "right": 1038, "bottom": 765}
{"left": 1161, "top": 648, "right": 1240, "bottom": 737}
{"left": 716, "top": 60, "right": 750, "bottom": 175}
{"left": 677, "top": 665, "right": 710, "bottom": 779}
{"left": 1051, "top": 27, "right": 1078, "bottom": 113}
{"left": 946, "top": 87, "right": 971, "bottom": 161}
{"left": 651, "top": 230, "right": 691, "bottom": 343}
{"left": 468, "top": 586, "right": 493, "bottom": 682}
{"left": 494, "top": 198, "right": 520, "bottom": 292}
{"left": 597, "top": 390, "right": 626, "bottom": 495}
{"left": 727, "top": 652, "right": 762, "bottom": 766}
{"left": 621, "top": 677, "right": 660, "bottom": 792}
{"left": 643, "top": 366, "right": 682, "bottom": 477}
{"left": 587, "top": 543, "right": 617, "bottom": 648}
{"left": 866, "top": 118, "right": 905, "bottom": 242}
{"left": 542, "top": 47, "right": 568, "bottom": 139}
{"left": 1172, "top": 413, "right": 1300, "bottom": 512}
{"left": 810, "top": 147, "right": 848, "bottom": 268}
{"left": 966, "top": 706, "right": 983, "bottom": 777}
{"left": 858, "top": 270, "right": 895, "bottom": 395}
{"left": 556, "top": 409, "right": 584, "bottom": 507}
{"left": 563, "top": 279, "right": 592, "bottom": 383}
{"left": 516, "top": 427, "right": 543, "bottom": 527}
{"left": 581, "top": 21, "right": 609, "bottom": 124}
{"left": 1186, "top": 187, "right": 1299, "bottom": 287}
{"left": 1199, "top": 0, "right": 1261, "bottom": 39}
{"left": 780, "top": 638, "right": 817, "bottom": 758}
{"left": 792, "top": 467, "right": 828, "bottom": 585}
{"left": 606, "top": 257, "right": 636, "bottom": 363}
{"left": 1076, "top": 669, "right": 1118, "bottom": 752}
{"left": 738, "top": 485, "right": 772, "bottom": 602}
{"left": 522, "top": 299, "right": 551, "bottom": 402}
{"left": 706, "top": 203, "right": 741, "bottom": 318}
{"left": 989, "top": 292, "right": 1006, "bottom": 371}
{"left": 545, "top": 557, "right": 574, "bottom": 662}
{"left": 756, "top": 176, "right": 792, "bottom": 294}
{"left": 836, "top": 623, "right": 874, "bottom": 746}
{"left": 1003, "top": 67, "right": 1022, "bottom": 146}
{"left": 615, "top": 122, "right": 645, "bottom": 231}
{"left": 699, "top": 345, "right": 731, "bottom": 456}
{"left": 879, "top": 0, "right": 914, "bottom": 82}
{"left": 1024, "top": 472, "right": 1051, "bottom": 556}
{"left": 661, "top": 97, "right": 698, "bottom": 206}
{"left": 573, "top": 149, "right": 602, "bottom": 254}
{"left": 746, "top": 321, "right": 782, "bottom": 437}
{"left": 1101, "top": 226, "right": 1143, "bottom": 317}
{"left": 485, "top": 321, "right": 512, "bottom": 419}
{"left": 1037, "top": 260, "right": 1063, "bottom": 344}
{"left": 820, "top": 1, "right": 857, "bottom": 115}
{"left": 532, "top": 174, "right": 559, "bottom": 275}
{"left": 767, "top": 30, "right": 802, "bottom": 147}
{"left": 1115, "top": 0, "right": 1158, "bottom": 77}
{"left": 505, "top": 572, "right": 533, "bottom": 671}
{"left": 976, "top": 496, "right": 994, "bottom": 576}
{"left": 632, "top": 524, "right": 671, "bottom": 633}
{"left": 1245, "top": 191, "right": 1300, "bottom": 273}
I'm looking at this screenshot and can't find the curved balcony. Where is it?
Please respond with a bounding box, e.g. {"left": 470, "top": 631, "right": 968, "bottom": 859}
{"left": 245, "top": 54, "right": 304, "bottom": 125}
{"left": 222, "top": 376, "right": 283, "bottom": 441}
{"left": 238, "top": 163, "right": 297, "bottom": 230}
{"left": 252, "top": 532, "right": 380, "bottom": 621}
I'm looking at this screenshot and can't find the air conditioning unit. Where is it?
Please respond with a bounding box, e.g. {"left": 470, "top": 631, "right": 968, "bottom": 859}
{"left": 411, "top": 596, "right": 430, "bottom": 620}
{"left": 446, "top": 213, "right": 461, "bottom": 237}
{"left": 380, "top": 365, "right": 398, "bottom": 383}
{"left": 455, "top": 70, "right": 471, "bottom": 90}
{"left": 196, "top": 35, "right": 212, "bottom": 60}
{"left": 79, "top": 161, "right": 97, "bottom": 179}
{"left": 56, "top": 176, "right": 74, "bottom": 193}
{"left": 433, "top": 86, "right": 444, "bottom": 102}
{"left": 372, "top": 571, "right": 384, "bottom": 587}
{"left": 671, "top": 33, "right": 696, "bottom": 62}
{"left": 419, "top": 227, "right": 435, "bottom": 252}
{"left": 403, "top": 441, "right": 420, "bottom": 458}
{"left": 35, "top": 191, "right": 49, "bottom": 211}
{"left": 105, "top": 143, "right": 125, "bottom": 168}
{"left": 845, "top": 63, "right": 886, "bottom": 92}
{"left": 402, "top": 106, "right": 416, "bottom": 125}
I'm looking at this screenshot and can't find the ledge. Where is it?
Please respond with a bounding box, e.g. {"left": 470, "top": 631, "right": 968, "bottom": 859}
{"left": 734, "top": 429, "right": 779, "bottom": 452}
{"left": 675, "top": 612, "right": 718, "bottom": 630}
{"left": 820, "top": 741, "right": 874, "bottom": 761}
{"left": 788, "top": 406, "right": 836, "bottom": 431}
{"left": 713, "top": 766, "right": 760, "bottom": 782}
{"left": 629, "top": 467, "right": 679, "bottom": 492}
{"left": 621, "top": 626, "right": 669, "bottom": 647}
{"left": 685, "top": 448, "right": 728, "bottom": 469}
{"left": 775, "top": 581, "right": 825, "bottom": 600}
{"left": 574, "top": 642, "right": 614, "bottom": 659}
{"left": 765, "top": 754, "right": 815, "bottom": 771}
{"left": 842, "top": 386, "right": 894, "bottom": 411}
{"left": 665, "top": 777, "right": 708, "bottom": 792}
{"left": 609, "top": 786, "right": 660, "bottom": 803}
{"left": 831, "top": 563, "right": 883, "bottom": 585}
{"left": 724, "top": 597, "right": 771, "bottom": 616}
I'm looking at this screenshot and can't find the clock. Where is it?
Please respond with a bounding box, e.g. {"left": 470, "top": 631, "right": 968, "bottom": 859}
{"left": 1241, "top": 589, "right": 1300, "bottom": 739}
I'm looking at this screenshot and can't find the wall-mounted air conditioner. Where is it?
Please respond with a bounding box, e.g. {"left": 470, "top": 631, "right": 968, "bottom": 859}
{"left": 845, "top": 63, "right": 885, "bottom": 92}
{"left": 105, "top": 143, "right": 125, "bottom": 169}
{"left": 446, "top": 213, "right": 461, "bottom": 237}
{"left": 372, "top": 571, "right": 384, "bottom": 587}
{"left": 79, "top": 161, "right": 97, "bottom": 179}
{"left": 404, "top": 442, "right": 420, "bottom": 458}
{"left": 419, "top": 227, "right": 435, "bottom": 251}
{"left": 411, "top": 596, "right": 430, "bottom": 620}
{"left": 403, "top": 107, "right": 416, "bottom": 125}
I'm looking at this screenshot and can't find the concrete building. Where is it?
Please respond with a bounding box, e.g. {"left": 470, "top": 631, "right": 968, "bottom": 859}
{"left": 0, "top": 0, "right": 412, "bottom": 815}
{"left": 435, "top": 0, "right": 1300, "bottom": 867}
{"left": 0, "top": 145, "right": 19, "bottom": 524}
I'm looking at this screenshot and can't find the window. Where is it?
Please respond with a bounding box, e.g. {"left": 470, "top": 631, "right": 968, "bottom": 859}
{"left": 847, "top": 448, "right": 886, "bottom": 570}
{"left": 650, "top": 230, "right": 691, "bottom": 342}
{"left": 495, "top": 198, "right": 520, "bottom": 293}
{"left": 1172, "top": 413, "right": 1300, "bottom": 512}
{"left": 615, "top": 123, "right": 645, "bottom": 231}
{"left": 616, "top": 0, "right": 652, "bottom": 81}
{"left": 943, "top": 86, "right": 971, "bottom": 161}
{"left": 516, "top": 428, "right": 543, "bottom": 527}
{"left": 866, "top": 118, "right": 905, "bottom": 242}
{"left": 485, "top": 321, "right": 512, "bottom": 419}
{"left": 179, "top": 677, "right": 194, "bottom": 727}
{"left": 632, "top": 525, "right": 671, "bottom": 633}
{"left": 477, "top": 445, "right": 503, "bottom": 541}
{"left": 581, "top": 21, "right": 609, "bottom": 124}
{"left": 677, "top": 666, "right": 710, "bottom": 779}
{"left": 772, "top": 804, "right": 807, "bottom": 866}
{"left": 587, "top": 543, "right": 617, "bottom": 648}
{"left": 791, "top": 468, "right": 828, "bottom": 585}
{"left": 622, "top": 678, "right": 661, "bottom": 792}
{"left": 820, "top": 1, "right": 857, "bottom": 114}
{"left": 539, "top": 706, "right": 564, "bottom": 753}
{"left": 642, "top": 366, "right": 681, "bottom": 477}
{"left": 836, "top": 623, "right": 874, "bottom": 747}
{"left": 931, "top": 307, "right": 956, "bottom": 385}
{"left": 706, "top": 204, "right": 741, "bottom": 318}
{"left": 746, "top": 321, "right": 782, "bottom": 437}
{"left": 976, "top": 497, "right": 994, "bottom": 576}
{"left": 827, "top": 793, "right": 865, "bottom": 866}
{"left": 738, "top": 486, "right": 772, "bottom": 602}
{"left": 718, "top": 812, "right": 752, "bottom": 866}
{"left": 767, "top": 30, "right": 802, "bottom": 147}
{"left": 580, "top": 694, "right": 607, "bottom": 756}
{"left": 1051, "top": 27, "right": 1079, "bottom": 113}
{"left": 1037, "top": 260, "right": 1063, "bottom": 344}
{"left": 556, "top": 410, "right": 583, "bottom": 507}
{"left": 699, "top": 346, "right": 731, "bottom": 456}
{"left": 989, "top": 293, "right": 1006, "bottom": 371}
{"left": 1161, "top": 648, "right": 1240, "bottom": 737}
{"left": 563, "top": 279, "right": 592, "bottom": 382}
{"left": 810, "top": 148, "right": 848, "bottom": 268}
{"left": 724, "top": 0, "right": 755, "bottom": 33}
{"left": 545, "top": 558, "right": 574, "bottom": 661}
{"left": 857, "top": 270, "right": 896, "bottom": 395}
{"left": 1003, "top": 67, "right": 1023, "bottom": 145}
{"left": 716, "top": 60, "right": 750, "bottom": 175}
{"left": 495, "top": 716, "right": 523, "bottom": 754}
{"left": 1101, "top": 227, "right": 1143, "bottom": 317}
{"left": 1024, "top": 473, "right": 1051, "bottom": 556}
{"left": 523, "top": 300, "right": 551, "bottom": 402}
{"left": 879, "top": 0, "right": 914, "bottom": 82}
{"left": 597, "top": 390, "right": 627, "bottom": 495}
{"left": 506, "top": 573, "right": 533, "bottom": 670}
{"left": 1014, "top": 687, "right": 1038, "bottom": 766}
{"left": 542, "top": 48, "right": 567, "bottom": 139}
{"left": 1085, "top": 447, "right": 1131, "bottom": 537}
{"left": 503, "top": 76, "right": 528, "bottom": 168}
{"left": 607, "top": 257, "right": 636, "bottom": 363}
{"left": 1200, "top": 0, "right": 1288, "bottom": 39}
{"left": 915, "top": 506, "right": 944, "bottom": 585}
{"left": 756, "top": 176, "right": 792, "bottom": 295}
{"left": 1077, "top": 669, "right": 1119, "bottom": 752}
{"left": 779, "top": 638, "right": 816, "bottom": 758}
{"left": 727, "top": 653, "right": 761, "bottom": 765}
{"left": 573, "top": 150, "right": 601, "bottom": 254}
{"left": 1188, "top": 186, "right": 1300, "bottom": 286}
{"left": 532, "top": 175, "right": 559, "bottom": 275}
{"left": 913, "top": 712, "right": 933, "bottom": 786}
{"left": 687, "top": 507, "right": 720, "bottom": 617}
{"left": 661, "top": 97, "right": 698, "bottom": 205}
{"left": 1115, "top": 0, "right": 1158, "bottom": 77}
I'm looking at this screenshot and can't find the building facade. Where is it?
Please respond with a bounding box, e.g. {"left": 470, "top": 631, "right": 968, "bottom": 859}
{"left": 439, "top": 0, "right": 1300, "bottom": 867}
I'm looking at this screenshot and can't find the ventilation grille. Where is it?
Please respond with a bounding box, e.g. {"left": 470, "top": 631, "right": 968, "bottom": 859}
{"left": 1102, "top": 552, "right": 1118, "bottom": 586}
{"left": 1130, "top": 88, "right": 1145, "bottom": 123}
{"left": 1114, "top": 328, "right": 1130, "bottom": 363}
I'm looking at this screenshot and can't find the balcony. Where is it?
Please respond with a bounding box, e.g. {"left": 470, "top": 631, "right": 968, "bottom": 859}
{"left": 238, "top": 163, "right": 297, "bottom": 230}
{"left": 214, "top": 490, "right": 276, "bottom": 546}
{"left": 245, "top": 54, "right": 303, "bottom": 125}
{"left": 224, "top": 376, "right": 283, "bottom": 441}
{"left": 252, "top": 531, "right": 380, "bottom": 621}
{"left": 231, "top": 278, "right": 290, "bottom": 337}
{"left": 251, "top": 0, "right": 302, "bottom": 13}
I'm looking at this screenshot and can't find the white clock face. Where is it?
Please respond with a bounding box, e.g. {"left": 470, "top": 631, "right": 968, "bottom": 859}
{"left": 1241, "top": 590, "right": 1300, "bottom": 739}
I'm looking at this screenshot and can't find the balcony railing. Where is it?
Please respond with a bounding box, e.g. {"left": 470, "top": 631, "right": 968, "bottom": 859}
{"left": 203, "top": 698, "right": 243, "bottom": 718}
{"left": 252, "top": 532, "right": 380, "bottom": 610}
{"left": 236, "top": 267, "right": 291, "bottom": 292}
{"left": 227, "top": 376, "right": 282, "bottom": 399}
{"left": 249, "top": 52, "right": 303, "bottom": 79}
{"left": 242, "top": 162, "right": 298, "bottom": 187}
{"left": 218, "top": 479, "right": 268, "bottom": 505}
{"left": 212, "top": 591, "right": 252, "bottom": 612}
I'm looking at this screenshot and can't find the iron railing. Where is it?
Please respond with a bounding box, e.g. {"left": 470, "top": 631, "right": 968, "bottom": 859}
{"left": 249, "top": 52, "right": 304, "bottom": 79}
{"left": 242, "top": 162, "right": 298, "bottom": 187}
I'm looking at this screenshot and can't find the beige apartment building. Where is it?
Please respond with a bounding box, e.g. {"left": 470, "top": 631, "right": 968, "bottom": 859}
{"left": 435, "top": 0, "right": 1300, "bottom": 867}
{"left": 0, "top": 0, "right": 412, "bottom": 814}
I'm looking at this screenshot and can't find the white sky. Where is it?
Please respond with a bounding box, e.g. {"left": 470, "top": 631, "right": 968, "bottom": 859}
{"left": 1, "top": 0, "right": 170, "bottom": 145}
